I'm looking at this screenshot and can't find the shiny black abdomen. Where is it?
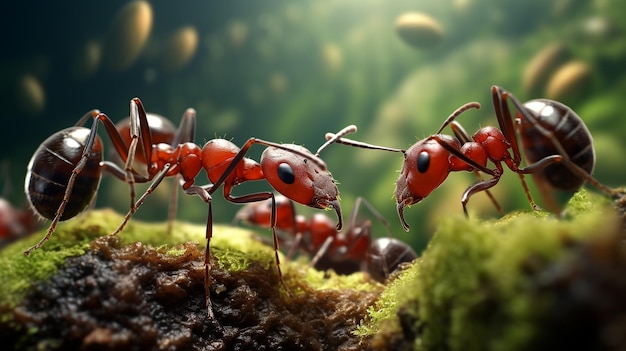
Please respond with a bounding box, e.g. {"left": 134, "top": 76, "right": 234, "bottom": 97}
{"left": 25, "top": 127, "right": 103, "bottom": 220}
{"left": 518, "top": 99, "right": 595, "bottom": 192}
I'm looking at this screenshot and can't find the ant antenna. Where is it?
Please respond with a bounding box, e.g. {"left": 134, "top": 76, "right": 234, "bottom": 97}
{"left": 324, "top": 132, "right": 404, "bottom": 153}
{"left": 435, "top": 102, "right": 481, "bottom": 134}
{"left": 316, "top": 125, "right": 357, "bottom": 156}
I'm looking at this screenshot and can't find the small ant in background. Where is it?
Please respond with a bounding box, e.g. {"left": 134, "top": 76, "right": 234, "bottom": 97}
{"left": 0, "top": 162, "right": 39, "bottom": 247}
{"left": 235, "top": 195, "right": 418, "bottom": 283}
{"left": 325, "top": 85, "right": 618, "bottom": 230}
{"left": 24, "top": 97, "right": 352, "bottom": 317}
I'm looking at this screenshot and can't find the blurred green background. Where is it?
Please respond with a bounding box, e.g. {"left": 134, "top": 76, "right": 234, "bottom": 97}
{"left": 1, "top": 0, "right": 624, "bottom": 253}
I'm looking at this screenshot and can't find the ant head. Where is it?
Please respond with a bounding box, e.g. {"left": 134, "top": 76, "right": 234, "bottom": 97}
{"left": 261, "top": 144, "right": 342, "bottom": 230}
{"left": 395, "top": 137, "right": 453, "bottom": 230}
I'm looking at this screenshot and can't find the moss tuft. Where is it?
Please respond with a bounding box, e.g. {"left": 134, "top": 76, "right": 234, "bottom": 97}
{"left": 0, "top": 208, "right": 383, "bottom": 349}
{"left": 358, "top": 189, "right": 625, "bottom": 350}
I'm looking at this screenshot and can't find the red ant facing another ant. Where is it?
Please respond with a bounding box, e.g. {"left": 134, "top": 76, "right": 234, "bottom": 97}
{"left": 326, "top": 85, "right": 618, "bottom": 230}
{"left": 24, "top": 97, "right": 351, "bottom": 317}
{"left": 235, "top": 195, "right": 417, "bottom": 283}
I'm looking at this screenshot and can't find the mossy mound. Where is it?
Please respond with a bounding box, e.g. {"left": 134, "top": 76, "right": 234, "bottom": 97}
{"left": 0, "top": 210, "right": 382, "bottom": 350}
{"left": 359, "top": 190, "right": 626, "bottom": 351}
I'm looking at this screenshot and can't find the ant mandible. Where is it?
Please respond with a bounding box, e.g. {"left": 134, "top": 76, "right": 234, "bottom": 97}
{"left": 25, "top": 97, "right": 352, "bottom": 318}
{"left": 24, "top": 100, "right": 196, "bottom": 256}
{"left": 235, "top": 195, "right": 418, "bottom": 283}
{"left": 182, "top": 125, "right": 352, "bottom": 317}
{"left": 325, "top": 85, "right": 618, "bottom": 230}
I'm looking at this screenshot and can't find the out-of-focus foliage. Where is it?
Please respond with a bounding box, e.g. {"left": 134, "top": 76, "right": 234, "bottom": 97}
{"left": 2, "top": 0, "right": 625, "bottom": 253}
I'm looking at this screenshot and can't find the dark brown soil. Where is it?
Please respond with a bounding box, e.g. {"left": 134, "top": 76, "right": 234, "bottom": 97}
{"left": 6, "top": 236, "right": 379, "bottom": 350}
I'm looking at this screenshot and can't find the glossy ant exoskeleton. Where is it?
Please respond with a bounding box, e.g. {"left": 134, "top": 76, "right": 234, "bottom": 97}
{"left": 24, "top": 101, "right": 197, "bottom": 256}
{"left": 325, "top": 85, "right": 618, "bottom": 230}
{"left": 25, "top": 97, "right": 352, "bottom": 317}
{"left": 186, "top": 125, "right": 352, "bottom": 317}
{"left": 235, "top": 195, "right": 417, "bottom": 283}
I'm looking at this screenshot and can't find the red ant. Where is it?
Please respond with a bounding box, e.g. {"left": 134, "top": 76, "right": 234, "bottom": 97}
{"left": 24, "top": 102, "right": 197, "bottom": 255}
{"left": 24, "top": 97, "right": 352, "bottom": 317}
{"left": 325, "top": 85, "right": 618, "bottom": 230}
{"left": 235, "top": 195, "right": 418, "bottom": 283}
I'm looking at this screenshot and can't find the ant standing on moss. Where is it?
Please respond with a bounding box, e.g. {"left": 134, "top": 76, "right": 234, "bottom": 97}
{"left": 24, "top": 97, "right": 352, "bottom": 317}
{"left": 23, "top": 101, "right": 196, "bottom": 255}
{"left": 325, "top": 85, "right": 618, "bottom": 230}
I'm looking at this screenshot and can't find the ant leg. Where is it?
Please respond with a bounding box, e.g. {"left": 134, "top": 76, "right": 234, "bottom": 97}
{"left": 184, "top": 184, "right": 215, "bottom": 318}
{"left": 24, "top": 113, "right": 104, "bottom": 255}
{"left": 109, "top": 164, "right": 173, "bottom": 236}
{"left": 491, "top": 86, "right": 523, "bottom": 165}
{"left": 494, "top": 86, "right": 618, "bottom": 198}
{"left": 512, "top": 95, "right": 618, "bottom": 197}
{"left": 206, "top": 136, "right": 345, "bottom": 230}
{"left": 308, "top": 236, "right": 334, "bottom": 268}
{"left": 208, "top": 138, "right": 330, "bottom": 196}
{"left": 450, "top": 122, "right": 503, "bottom": 214}
{"left": 515, "top": 154, "right": 564, "bottom": 211}
{"left": 430, "top": 134, "right": 505, "bottom": 216}
{"left": 460, "top": 175, "right": 501, "bottom": 217}
{"left": 161, "top": 109, "right": 196, "bottom": 235}
{"left": 223, "top": 192, "right": 292, "bottom": 296}
{"left": 285, "top": 231, "right": 303, "bottom": 260}
{"left": 165, "top": 175, "right": 180, "bottom": 235}
{"left": 171, "top": 108, "right": 197, "bottom": 146}
{"left": 350, "top": 197, "right": 392, "bottom": 237}
{"left": 124, "top": 99, "right": 148, "bottom": 214}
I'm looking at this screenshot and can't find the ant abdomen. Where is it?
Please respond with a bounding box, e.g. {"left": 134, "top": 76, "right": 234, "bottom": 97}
{"left": 364, "top": 238, "right": 417, "bottom": 283}
{"left": 25, "top": 127, "right": 103, "bottom": 220}
{"left": 519, "top": 99, "right": 595, "bottom": 192}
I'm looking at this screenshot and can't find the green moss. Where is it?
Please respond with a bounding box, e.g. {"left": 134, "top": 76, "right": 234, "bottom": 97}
{"left": 0, "top": 208, "right": 380, "bottom": 324}
{"left": 357, "top": 189, "right": 621, "bottom": 350}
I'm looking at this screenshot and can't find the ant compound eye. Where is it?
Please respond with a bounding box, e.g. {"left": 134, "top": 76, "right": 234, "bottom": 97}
{"left": 277, "top": 163, "right": 295, "bottom": 184}
{"left": 417, "top": 151, "right": 430, "bottom": 173}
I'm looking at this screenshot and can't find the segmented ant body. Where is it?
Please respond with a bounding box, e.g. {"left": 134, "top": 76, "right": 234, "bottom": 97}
{"left": 24, "top": 97, "right": 350, "bottom": 317}
{"left": 235, "top": 195, "right": 417, "bottom": 282}
{"left": 326, "top": 85, "right": 617, "bottom": 230}
{"left": 24, "top": 102, "right": 196, "bottom": 255}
